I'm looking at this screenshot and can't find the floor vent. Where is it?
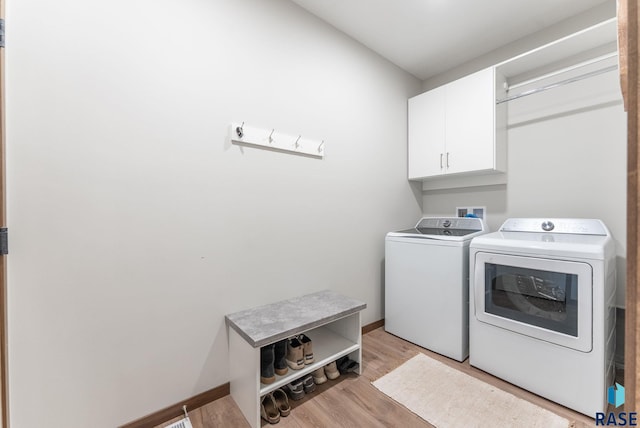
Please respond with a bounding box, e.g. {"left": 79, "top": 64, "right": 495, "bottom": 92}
{"left": 165, "top": 405, "right": 193, "bottom": 428}
{"left": 165, "top": 418, "right": 193, "bottom": 428}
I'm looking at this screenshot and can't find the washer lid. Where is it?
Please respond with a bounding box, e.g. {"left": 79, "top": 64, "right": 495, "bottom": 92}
{"left": 387, "top": 216, "right": 488, "bottom": 241}
{"left": 394, "top": 228, "right": 478, "bottom": 237}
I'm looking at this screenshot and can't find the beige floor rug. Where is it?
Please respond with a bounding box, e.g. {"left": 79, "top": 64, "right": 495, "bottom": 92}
{"left": 372, "top": 353, "right": 570, "bottom": 428}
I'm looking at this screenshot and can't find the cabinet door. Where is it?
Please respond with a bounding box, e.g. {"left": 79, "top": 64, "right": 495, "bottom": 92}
{"left": 408, "top": 86, "right": 446, "bottom": 179}
{"left": 445, "top": 67, "right": 495, "bottom": 174}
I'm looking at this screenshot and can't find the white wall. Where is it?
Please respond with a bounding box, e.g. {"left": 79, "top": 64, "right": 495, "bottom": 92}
{"left": 5, "top": 0, "right": 422, "bottom": 426}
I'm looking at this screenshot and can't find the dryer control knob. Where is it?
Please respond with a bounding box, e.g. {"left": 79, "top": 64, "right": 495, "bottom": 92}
{"left": 541, "top": 221, "right": 555, "bottom": 231}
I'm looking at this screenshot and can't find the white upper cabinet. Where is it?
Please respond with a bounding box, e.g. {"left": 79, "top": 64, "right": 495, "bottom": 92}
{"left": 445, "top": 68, "right": 497, "bottom": 174}
{"left": 408, "top": 85, "right": 445, "bottom": 179}
{"left": 408, "top": 66, "right": 507, "bottom": 181}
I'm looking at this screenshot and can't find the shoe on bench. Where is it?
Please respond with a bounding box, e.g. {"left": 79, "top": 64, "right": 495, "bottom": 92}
{"left": 284, "top": 379, "right": 305, "bottom": 401}
{"left": 312, "top": 367, "right": 327, "bottom": 385}
{"left": 260, "top": 344, "right": 276, "bottom": 384}
{"left": 298, "top": 334, "right": 314, "bottom": 365}
{"left": 274, "top": 339, "right": 288, "bottom": 376}
{"left": 261, "top": 394, "right": 280, "bottom": 424}
{"left": 286, "top": 338, "right": 305, "bottom": 370}
{"left": 324, "top": 361, "right": 340, "bottom": 380}
{"left": 337, "top": 356, "right": 359, "bottom": 374}
{"left": 271, "top": 388, "right": 291, "bottom": 417}
{"left": 302, "top": 374, "right": 316, "bottom": 394}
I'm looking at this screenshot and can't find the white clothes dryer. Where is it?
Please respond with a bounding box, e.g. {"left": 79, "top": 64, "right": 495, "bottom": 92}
{"left": 385, "top": 217, "right": 488, "bottom": 361}
{"left": 469, "top": 218, "right": 616, "bottom": 416}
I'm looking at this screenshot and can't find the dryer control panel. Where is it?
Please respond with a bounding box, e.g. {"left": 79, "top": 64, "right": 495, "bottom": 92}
{"left": 499, "top": 218, "right": 608, "bottom": 236}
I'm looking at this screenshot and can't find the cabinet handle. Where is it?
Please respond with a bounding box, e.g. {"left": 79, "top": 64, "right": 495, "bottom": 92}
{"left": 446, "top": 152, "right": 450, "bottom": 168}
{"left": 440, "top": 153, "right": 443, "bottom": 169}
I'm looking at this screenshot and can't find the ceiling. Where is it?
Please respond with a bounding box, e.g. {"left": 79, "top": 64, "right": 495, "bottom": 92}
{"left": 289, "top": 0, "right": 612, "bottom": 81}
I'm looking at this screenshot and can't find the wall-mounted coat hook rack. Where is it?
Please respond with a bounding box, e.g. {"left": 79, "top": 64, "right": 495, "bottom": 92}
{"left": 230, "top": 122, "right": 325, "bottom": 159}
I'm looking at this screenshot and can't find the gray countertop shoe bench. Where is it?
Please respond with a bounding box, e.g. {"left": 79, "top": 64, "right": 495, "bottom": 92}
{"left": 225, "top": 290, "right": 366, "bottom": 428}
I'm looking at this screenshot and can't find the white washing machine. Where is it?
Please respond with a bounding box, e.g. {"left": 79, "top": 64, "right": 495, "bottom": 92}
{"left": 385, "top": 217, "right": 488, "bottom": 361}
{"left": 469, "top": 218, "right": 616, "bottom": 416}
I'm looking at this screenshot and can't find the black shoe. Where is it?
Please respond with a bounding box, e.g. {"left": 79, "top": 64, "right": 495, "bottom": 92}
{"left": 337, "top": 356, "right": 359, "bottom": 374}
{"left": 284, "top": 378, "right": 305, "bottom": 400}
{"left": 274, "top": 339, "right": 288, "bottom": 376}
{"left": 260, "top": 343, "right": 275, "bottom": 384}
{"left": 302, "top": 374, "right": 316, "bottom": 394}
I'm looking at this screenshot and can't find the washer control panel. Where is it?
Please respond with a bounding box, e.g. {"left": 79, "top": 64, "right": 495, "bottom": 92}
{"left": 500, "top": 218, "right": 608, "bottom": 235}
{"left": 416, "top": 217, "right": 485, "bottom": 231}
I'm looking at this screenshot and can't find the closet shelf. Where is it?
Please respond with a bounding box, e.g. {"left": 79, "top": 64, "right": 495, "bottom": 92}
{"left": 495, "top": 17, "right": 618, "bottom": 94}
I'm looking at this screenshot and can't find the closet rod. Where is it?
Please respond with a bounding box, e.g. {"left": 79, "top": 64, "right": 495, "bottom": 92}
{"left": 507, "top": 52, "right": 617, "bottom": 91}
{"left": 496, "top": 64, "right": 617, "bottom": 105}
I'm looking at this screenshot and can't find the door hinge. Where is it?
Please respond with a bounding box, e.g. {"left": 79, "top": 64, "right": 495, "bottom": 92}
{"left": 0, "top": 19, "right": 5, "bottom": 48}
{"left": 0, "top": 228, "right": 7, "bottom": 255}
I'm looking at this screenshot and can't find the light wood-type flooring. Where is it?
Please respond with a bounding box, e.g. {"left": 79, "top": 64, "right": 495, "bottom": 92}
{"left": 156, "top": 327, "right": 611, "bottom": 427}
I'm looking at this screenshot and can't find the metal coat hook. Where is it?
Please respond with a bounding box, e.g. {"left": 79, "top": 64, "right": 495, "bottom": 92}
{"left": 235, "top": 122, "right": 245, "bottom": 138}
{"left": 318, "top": 140, "right": 324, "bottom": 152}
{"left": 269, "top": 129, "right": 275, "bottom": 143}
{"left": 295, "top": 135, "right": 301, "bottom": 148}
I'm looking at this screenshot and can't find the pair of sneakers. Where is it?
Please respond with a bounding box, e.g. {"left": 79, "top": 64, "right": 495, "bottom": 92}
{"left": 260, "top": 388, "right": 290, "bottom": 425}
{"left": 286, "top": 334, "right": 314, "bottom": 370}
{"left": 283, "top": 373, "right": 315, "bottom": 401}
{"left": 284, "top": 359, "right": 341, "bottom": 402}
{"left": 336, "top": 355, "right": 359, "bottom": 374}
{"left": 311, "top": 360, "right": 340, "bottom": 384}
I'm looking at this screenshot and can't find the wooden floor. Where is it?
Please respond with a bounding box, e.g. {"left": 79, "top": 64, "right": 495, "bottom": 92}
{"left": 157, "top": 327, "right": 609, "bottom": 427}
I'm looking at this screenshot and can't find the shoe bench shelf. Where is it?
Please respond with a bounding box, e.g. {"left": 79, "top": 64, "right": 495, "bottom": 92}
{"left": 225, "top": 290, "right": 366, "bottom": 428}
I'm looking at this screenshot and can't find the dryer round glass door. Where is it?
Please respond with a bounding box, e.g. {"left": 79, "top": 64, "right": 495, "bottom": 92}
{"left": 473, "top": 252, "right": 592, "bottom": 352}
